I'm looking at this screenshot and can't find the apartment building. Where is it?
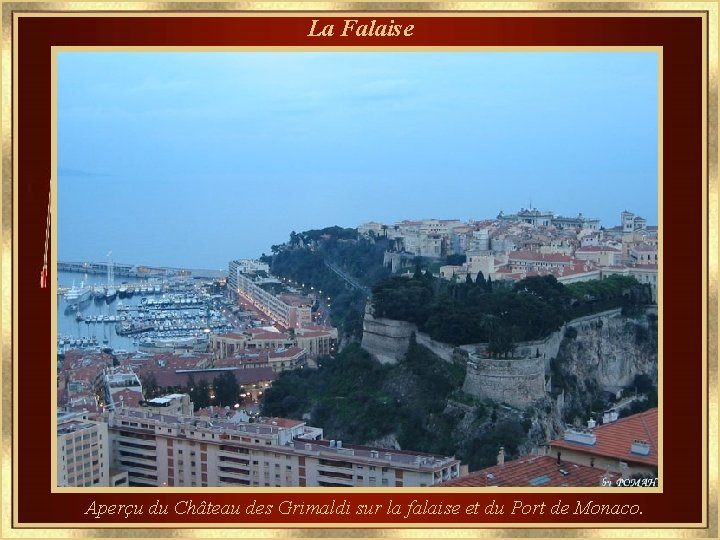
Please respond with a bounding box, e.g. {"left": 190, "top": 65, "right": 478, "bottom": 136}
{"left": 508, "top": 251, "right": 574, "bottom": 272}
{"left": 233, "top": 272, "right": 312, "bottom": 329}
{"left": 228, "top": 259, "right": 270, "bottom": 292}
{"left": 57, "top": 413, "right": 111, "bottom": 487}
{"left": 104, "top": 397, "right": 461, "bottom": 488}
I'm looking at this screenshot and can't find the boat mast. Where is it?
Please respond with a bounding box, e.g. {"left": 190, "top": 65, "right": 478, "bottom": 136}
{"left": 107, "top": 251, "right": 114, "bottom": 286}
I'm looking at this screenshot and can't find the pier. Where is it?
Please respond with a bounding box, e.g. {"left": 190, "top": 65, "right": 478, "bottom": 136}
{"left": 58, "top": 261, "right": 138, "bottom": 276}
{"left": 58, "top": 261, "right": 227, "bottom": 280}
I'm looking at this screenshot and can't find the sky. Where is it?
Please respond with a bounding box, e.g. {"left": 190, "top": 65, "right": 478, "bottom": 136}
{"left": 58, "top": 52, "right": 658, "bottom": 270}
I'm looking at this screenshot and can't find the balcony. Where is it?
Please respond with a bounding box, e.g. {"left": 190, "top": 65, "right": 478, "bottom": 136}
{"left": 218, "top": 466, "right": 251, "bottom": 478}
{"left": 119, "top": 460, "right": 158, "bottom": 473}
{"left": 115, "top": 435, "right": 157, "bottom": 451}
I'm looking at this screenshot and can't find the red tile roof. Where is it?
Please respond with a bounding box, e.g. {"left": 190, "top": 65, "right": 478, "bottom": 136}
{"left": 216, "top": 332, "right": 247, "bottom": 340}
{"left": 257, "top": 417, "right": 305, "bottom": 429}
{"left": 440, "top": 455, "right": 620, "bottom": 487}
{"left": 214, "top": 356, "right": 269, "bottom": 368}
{"left": 576, "top": 246, "right": 621, "bottom": 253}
{"left": 149, "top": 367, "right": 277, "bottom": 390}
{"left": 509, "top": 251, "right": 573, "bottom": 263}
{"left": 550, "top": 408, "right": 658, "bottom": 467}
{"left": 268, "top": 347, "right": 305, "bottom": 359}
{"left": 111, "top": 389, "right": 144, "bottom": 408}
{"left": 251, "top": 331, "right": 291, "bottom": 341}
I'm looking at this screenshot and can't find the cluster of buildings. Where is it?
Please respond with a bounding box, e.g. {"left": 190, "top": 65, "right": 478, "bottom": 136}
{"left": 57, "top": 259, "right": 349, "bottom": 488}
{"left": 57, "top": 393, "right": 463, "bottom": 488}
{"left": 360, "top": 209, "right": 658, "bottom": 301}
{"left": 58, "top": 381, "right": 656, "bottom": 489}
{"left": 227, "top": 259, "right": 314, "bottom": 329}
{"left": 211, "top": 325, "right": 336, "bottom": 360}
{"left": 222, "top": 258, "right": 338, "bottom": 360}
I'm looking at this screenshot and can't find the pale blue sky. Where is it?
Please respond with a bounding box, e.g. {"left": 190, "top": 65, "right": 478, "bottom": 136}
{"left": 58, "top": 52, "right": 658, "bottom": 269}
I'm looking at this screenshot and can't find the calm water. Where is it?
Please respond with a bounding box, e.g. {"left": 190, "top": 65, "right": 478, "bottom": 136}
{"left": 57, "top": 271, "right": 156, "bottom": 352}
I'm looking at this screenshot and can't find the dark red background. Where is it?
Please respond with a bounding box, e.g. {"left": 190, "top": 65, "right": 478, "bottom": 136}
{"left": 14, "top": 12, "right": 706, "bottom": 527}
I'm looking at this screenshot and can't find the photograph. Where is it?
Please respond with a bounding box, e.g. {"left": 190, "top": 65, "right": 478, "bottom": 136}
{"left": 4, "top": 4, "right": 713, "bottom": 534}
{"left": 55, "top": 50, "right": 660, "bottom": 490}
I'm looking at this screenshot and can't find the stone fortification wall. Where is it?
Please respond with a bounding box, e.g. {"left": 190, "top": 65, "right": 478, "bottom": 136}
{"left": 462, "top": 309, "right": 640, "bottom": 408}
{"left": 470, "top": 309, "right": 622, "bottom": 368}
{"left": 361, "top": 310, "right": 417, "bottom": 364}
{"left": 462, "top": 356, "right": 546, "bottom": 409}
{"left": 362, "top": 305, "right": 649, "bottom": 409}
{"left": 361, "top": 308, "right": 455, "bottom": 364}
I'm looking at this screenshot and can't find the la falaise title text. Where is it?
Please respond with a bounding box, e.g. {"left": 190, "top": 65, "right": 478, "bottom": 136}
{"left": 307, "top": 18, "right": 415, "bottom": 37}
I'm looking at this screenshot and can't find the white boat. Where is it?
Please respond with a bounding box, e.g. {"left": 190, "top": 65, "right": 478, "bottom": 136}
{"left": 65, "top": 283, "right": 91, "bottom": 303}
{"left": 105, "top": 287, "right": 117, "bottom": 303}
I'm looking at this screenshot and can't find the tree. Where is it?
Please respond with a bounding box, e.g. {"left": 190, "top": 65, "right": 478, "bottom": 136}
{"left": 188, "top": 378, "right": 211, "bottom": 410}
{"left": 475, "top": 271, "right": 486, "bottom": 287}
{"left": 446, "top": 254, "right": 466, "bottom": 266}
{"left": 213, "top": 371, "right": 240, "bottom": 407}
{"left": 142, "top": 373, "right": 160, "bottom": 399}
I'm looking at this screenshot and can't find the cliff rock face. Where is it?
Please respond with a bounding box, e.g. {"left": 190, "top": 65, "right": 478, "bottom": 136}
{"left": 556, "top": 313, "right": 658, "bottom": 392}
{"left": 362, "top": 305, "right": 657, "bottom": 415}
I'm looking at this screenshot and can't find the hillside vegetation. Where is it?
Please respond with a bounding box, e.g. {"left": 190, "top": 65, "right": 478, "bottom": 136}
{"left": 261, "top": 341, "right": 529, "bottom": 470}
{"left": 261, "top": 227, "right": 392, "bottom": 338}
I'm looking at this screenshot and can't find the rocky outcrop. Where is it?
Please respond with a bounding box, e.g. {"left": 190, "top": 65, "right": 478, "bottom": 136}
{"left": 362, "top": 305, "right": 657, "bottom": 413}
{"left": 556, "top": 312, "right": 657, "bottom": 391}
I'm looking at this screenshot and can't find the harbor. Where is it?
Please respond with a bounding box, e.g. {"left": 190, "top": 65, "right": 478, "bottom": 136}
{"left": 56, "top": 270, "right": 236, "bottom": 355}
